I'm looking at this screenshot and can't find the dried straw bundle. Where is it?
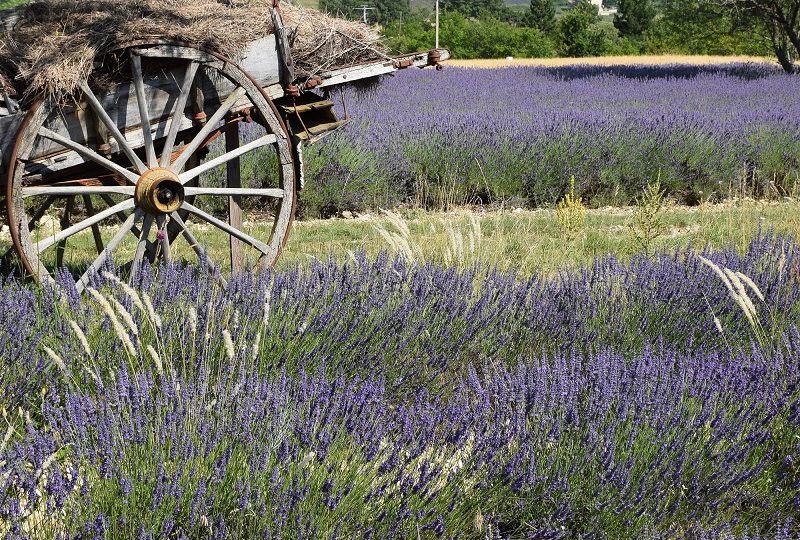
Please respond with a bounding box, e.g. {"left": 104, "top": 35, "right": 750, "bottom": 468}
{"left": 0, "top": 0, "right": 385, "bottom": 101}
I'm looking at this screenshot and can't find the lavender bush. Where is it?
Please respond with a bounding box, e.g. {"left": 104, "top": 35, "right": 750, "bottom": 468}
{"left": 292, "top": 64, "right": 800, "bottom": 216}
{"left": 1, "top": 234, "right": 800, "bottom": 537}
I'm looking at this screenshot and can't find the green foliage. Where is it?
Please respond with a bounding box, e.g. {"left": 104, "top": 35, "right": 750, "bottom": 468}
{"left": 628, "top": 177, "right": 667, "bottom": 255}
{"left": 528, "top": 0, "right": 556, "bottom": 33}
{"left": 439, "top": 0, "right": 505, "bottom": 18}
{"left": 556, "top": 176, "right": 587, "bottom": 240}
{"left": 556, "top": 1, "right": 609, "bottom": 56}
{"left": 647, "top": 0, "right": 773, "bottom": 55}
{"left": 383, "top": 10, "right": 556, "bottom": 58}
{"left": 613, "top": 0, "right": 656, "bottom": 37}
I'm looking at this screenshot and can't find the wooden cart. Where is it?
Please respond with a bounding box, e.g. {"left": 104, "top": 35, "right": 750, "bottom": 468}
{"left": 0, "top": 6, "right": 448, "bottom": 291}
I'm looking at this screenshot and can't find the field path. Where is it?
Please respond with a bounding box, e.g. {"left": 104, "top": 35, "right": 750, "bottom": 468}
{"left": 448, "top": 54, "right": 775, "bottom": 68}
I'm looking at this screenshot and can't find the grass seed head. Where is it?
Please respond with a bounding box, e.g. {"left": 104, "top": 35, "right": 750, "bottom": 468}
{"left": 68, "top": 320, "right": 92, "bottom": 356}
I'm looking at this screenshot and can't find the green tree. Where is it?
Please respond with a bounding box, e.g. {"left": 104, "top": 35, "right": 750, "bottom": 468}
{"left": 556, "top": 1, "right": 608, "bottom": 56}
{"left": 613, "top": 0, "right": 656, "bottom": 37}
{"left": 382, "top": 10, "right": 556, "bottom": 58}
{"left": 652, "top": 0, "right": 772, "bottom": 55}
{"left": 528, "top": 0, "right": 556, "bottom": 33}
{"left": 439, "top": 0, "right": 505, "bottom": 17}
{"left": 706, "top": 0, "right": 799, "bottom": 73}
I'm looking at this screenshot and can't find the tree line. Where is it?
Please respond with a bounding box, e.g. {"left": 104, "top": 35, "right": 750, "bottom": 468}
{"left": 321, "top": 0, "right": 798, "bottom": 73}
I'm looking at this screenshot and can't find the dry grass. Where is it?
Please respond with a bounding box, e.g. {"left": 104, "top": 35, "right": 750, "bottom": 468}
{"left": 0, "top": 0, "right": 384, "bottom": 100}
{"left": 447, "top": 55, "right": 775, "bottom": 68}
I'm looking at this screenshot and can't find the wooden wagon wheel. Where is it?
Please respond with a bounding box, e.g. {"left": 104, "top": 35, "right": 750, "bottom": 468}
{"left": 5, "top": 43, "right": 297, "bottom": 292}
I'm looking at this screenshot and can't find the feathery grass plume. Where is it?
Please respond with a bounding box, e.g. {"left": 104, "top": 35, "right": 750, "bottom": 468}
{"left": 714, "top": 316, "right": 725, "bottom": 335}
{"left": 188, "top": 306, "right": 198, "bottom": 334}
{"left": 373, "top": 223, "right": 415, "bottom": 261}
{"left": 42, "top": 345, "right": 67, "bottom": 375}
{"left": 68, "top": 320, "right": 92, "bottom": 356}
{"left": 724, "top": 268, "right": 758, "bottom": 321}
{"left": 141, "top": 291, "right": 162, "bottom": 330}
{"left": 147, "top": 345, "right": 164, "bottom": 377}
{"left": 102, "top": 271, "right": 145, "bottom": 312}
{"left": 736, "top": 271, "right": 766, "bottom": 302}
{"left": 87, "top": 288, "right": 137, "bottom": 357}
{"left": 109, "top": 295, "right": 139, "bottom": 337}
{"left": 33, "top": 450, "right": 59, "bottom": 482}
{"left": 252, "top": 332, "right": 262, "bottom": 361}
{"left": 374, "top": 209, "right": 420, "bottom": 261}
{"left": 80, "top": 362, "right": 103, "bottom": 387}
{"left": 232, "top": 309, "right": 240, "bottom": 330}
{"left": 0, "top": 424, "right": 14, "bottom": 456}
{"left": 223, "top": 329, "right": 235, "bottom": 360}
{"left": 698, "top": 256, "right": 735, "bottom": 295}
{"left": 469, "top": 214, "right": 482, "bottom": 253}
{"left": 698, "top": 257, "right": 761, "bottom": 329}
{"left": 382, "top": 208, "right": 411, "bottom": 237}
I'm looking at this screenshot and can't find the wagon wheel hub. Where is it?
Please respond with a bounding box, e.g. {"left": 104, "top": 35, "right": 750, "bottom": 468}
{"left": 134, "top": 168, "right": 185, "bottom": 215}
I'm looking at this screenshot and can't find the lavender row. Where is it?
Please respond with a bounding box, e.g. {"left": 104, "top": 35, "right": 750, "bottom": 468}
{"left": 2, "top": 233, "right": 799, "bottom": 409}
{"left": 2, "top": 342, "right": 799, "bottom": 538}
{"left": 290, "top": 64, "right": 800, "bottom": 215}
{"left": 1, "top": 235, "right": 799, "bottom": 537}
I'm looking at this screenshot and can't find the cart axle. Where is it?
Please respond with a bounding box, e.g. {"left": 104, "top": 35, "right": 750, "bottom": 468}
{"left": 134, "top": 168, "right": 185, "bottom": 215}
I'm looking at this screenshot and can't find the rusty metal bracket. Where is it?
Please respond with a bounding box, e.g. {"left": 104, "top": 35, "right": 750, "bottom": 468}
{"left": 394, "top": 59, "right": 414, "bottom": 69}
{"left": 285, "top": 83, "right": 300, "bottom": 97}
{"left": 304, "top": 77, "right": 323, "bottom": 90}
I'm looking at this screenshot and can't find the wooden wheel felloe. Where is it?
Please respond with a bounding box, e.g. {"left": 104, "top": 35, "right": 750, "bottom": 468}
{"left": 5, "top": 43, "right": 297, "bottom": 292}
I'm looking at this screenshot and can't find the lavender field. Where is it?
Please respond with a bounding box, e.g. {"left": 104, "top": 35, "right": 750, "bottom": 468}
{"left": 298, "top": 63, "right": 800, "bottom": 216}
{"left": 1, "top": 232, "right": 799, "bottom": 538}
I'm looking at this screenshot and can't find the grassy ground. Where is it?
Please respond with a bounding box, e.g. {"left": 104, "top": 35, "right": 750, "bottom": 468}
{"left": 285, "top": 200, "right": 800, "bottom": 273}
{"left": 3, "top": 199, "right": 799, "bottom": 277}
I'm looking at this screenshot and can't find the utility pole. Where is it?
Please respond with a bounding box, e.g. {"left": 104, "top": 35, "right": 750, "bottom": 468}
{"left": 435, "top": 0, "right": 440, "bottom": 48}
{"left": 353, "top": 5, "right": 376, "bottom": 24}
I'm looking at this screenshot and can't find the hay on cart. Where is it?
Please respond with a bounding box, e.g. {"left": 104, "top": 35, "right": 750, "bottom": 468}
{"left": 0, "top": 0, "right": 386, "bottom": 101}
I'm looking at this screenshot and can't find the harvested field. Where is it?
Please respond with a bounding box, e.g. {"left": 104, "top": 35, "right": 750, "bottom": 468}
{"left": 448, "top": 54, "right": 775, "bottom": 68}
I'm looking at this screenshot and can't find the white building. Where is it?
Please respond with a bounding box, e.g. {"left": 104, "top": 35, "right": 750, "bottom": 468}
{"left": 590, "top": 0, "right": 618, "bottom": 16}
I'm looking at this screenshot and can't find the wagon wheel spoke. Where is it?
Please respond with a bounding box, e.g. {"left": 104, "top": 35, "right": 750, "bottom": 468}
{"left": 99, "top": 194, "right": 143, "bottom": 238}
{"left": 38, "top": 127, "right": 139, "bottom": 184}
{"left": 21, "top": 186, "right": 135, "bottom": 198}
{"left": 130, "top": 53, "right": 158, "bottom": 169}
{"left": 34, "top": 199, "right": 135, "bottom": 252}
{"left": 225, "top": 124, "right": 244, "bottom": 272}
{"left": 55, "top": 196, "right": 75, "bottom": 269}
{"left": 169, "top": 211, "right": 227, "bottom": 288}
{"left": 82, "top": 195, "right": 105, "bottom": 254}
{"left": 183, "top": 187, "right": 284, "bottom": 198}
{"left": 76, "top": 209, "right": 140, "bottom": 293}
{"left": 80, "top": 82, "right": 148, "bottom": 175}
{"left": 130, "top": 213, "right": 154, "bottom": 284}
{"left": 160, "top": 61, "right": 199, "bottom": 168}
{"left": 179, "top": 134, "right": 278, "bottom": 185}
{"left": 181, "top": 201, "right": 273, "bottom": 257}
{"left": 169, "top": 86, "right": 246, "bottom": 173}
